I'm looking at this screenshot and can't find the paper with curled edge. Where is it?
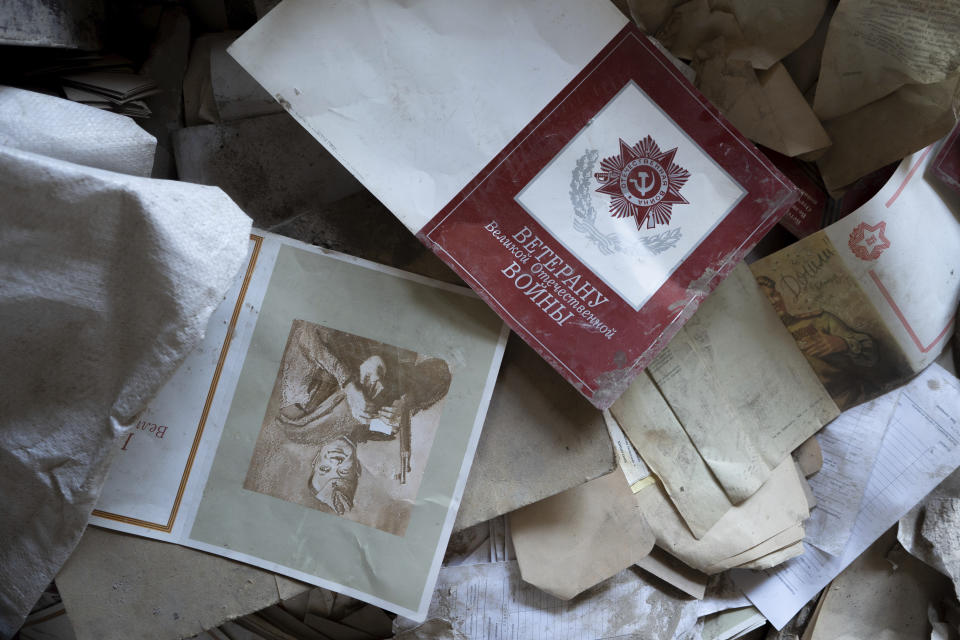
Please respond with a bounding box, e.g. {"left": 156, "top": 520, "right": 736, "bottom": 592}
{"left": 510, "top": 469, "right": 656, "bottom": 601}
{"left": 645, "top": 263, "right": 838, "bottom": 503}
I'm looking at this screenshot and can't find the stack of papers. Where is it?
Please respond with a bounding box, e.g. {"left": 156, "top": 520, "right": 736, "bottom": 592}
{"left": 61, "top": 72, "right": 158, "bottom": 118}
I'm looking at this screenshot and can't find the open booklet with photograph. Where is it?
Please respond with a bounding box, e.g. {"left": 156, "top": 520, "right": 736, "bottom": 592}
{"left": 87, "top": 232, "right": 509, "bottom": 620}
{"left": 751, "top": 140, "right": 960, "bottom": 410}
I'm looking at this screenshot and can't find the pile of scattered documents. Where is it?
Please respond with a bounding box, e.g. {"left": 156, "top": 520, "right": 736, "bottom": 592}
{"left": 4, "top": 0, "right": 960, "bottom": 639}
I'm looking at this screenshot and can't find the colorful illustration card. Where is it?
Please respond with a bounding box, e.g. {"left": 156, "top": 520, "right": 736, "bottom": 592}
{"left": 89, "top": 232, "right": 508, "bottom": 620}
{"left": 751, "top": 143, "right": 960, "bottom": 409}
{"left": 229, "top": 0, "right": 799, "bottom": 408}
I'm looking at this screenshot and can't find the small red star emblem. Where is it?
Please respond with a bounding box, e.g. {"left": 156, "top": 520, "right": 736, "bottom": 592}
{"left": 594, "top": 136, "right": 690, "bottom": 230}
{"left": 848, "top": 221, "right": 891, "bottom": 261}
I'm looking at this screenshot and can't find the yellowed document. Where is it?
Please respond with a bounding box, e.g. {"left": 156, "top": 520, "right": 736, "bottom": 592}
{"left": 626, "top": 0, "right": 685, "bottom": 34}
{"left": 509, "top": 469, "right": 655, "bottom": 600}
{"left": 635, "top": 547, "right": 709, "bottom": 599}
{"left": 726, "top": 0, "right": 828, "bottom": 70}
{"left": 694, "top": 55, "right": 831, "bottom": 158}
{"left": 793, "top": 436, "right": 822, "bottom": 477}
{"left": 735, "top": 541, "right": 805, "bottom": 571}
{"left": 657, "top": 0, "right": 828, "bottom": 69}
{"left": 814, "top": 0, "right": 960, "bottom": 121}
{"left": 611, "top": 372, "right": 732, "bottom": 538}
{"left": 816, "top": 75, "right": 960, "bottom": 192}
{"left": 634, "top": 458, "right": 809, "bottom": 574}
{"left": 707, "top": 523, "right": 805, "bottom": 573}
{"left": 646, "top": 263, "right": 838, "bottom": 502}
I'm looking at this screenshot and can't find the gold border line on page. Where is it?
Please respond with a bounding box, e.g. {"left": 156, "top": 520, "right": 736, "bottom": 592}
{"left": 92, "top": 234, "right": 264, "bottom": 533}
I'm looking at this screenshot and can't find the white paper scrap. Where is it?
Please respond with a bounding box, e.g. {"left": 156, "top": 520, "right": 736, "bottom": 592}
{"left": 733, "top": 364, "right": 960, "bottom": 629}
{"left": 804, "top": 393, "right": 897, "bottom": 555}
{"left": 394, "top": 561, "right": 700, "bottom": 640}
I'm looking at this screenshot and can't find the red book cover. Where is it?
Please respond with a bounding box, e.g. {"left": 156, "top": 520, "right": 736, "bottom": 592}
{"left": 418, "top": 26, "right": 799, "bottom": 407}
{"left": 760, "top": 147, "right": 828, "bottom": 239}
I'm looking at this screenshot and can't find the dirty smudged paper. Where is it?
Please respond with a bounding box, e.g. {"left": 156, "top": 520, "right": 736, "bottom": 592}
{"left": 509, "top": 469, "right": 655, "bottom": 600}
{"left": 643, "top": 263, "right": 837, "bottom": 503}
{"left": 393, "top": 561, "right": 701, "bottom": 640}
{"left": 735, "top": 365, "right": 960, "bottom": 629}
{"left": 693, "top": 56, "right": 831, "bottom": 158}
{"left": 804, "top": 393, "right": 898, "bottom": 556}
{"left": 656, "top": 0, "right": 828, "bottom": 70}
{"left": 611, "top": 372, "right": 732, "bottom": 539}
{"left": 634, "top": 458, "right": 809, "bottom": 574}
{"left": 814, "top": 0, "right": 960, "bottom": 121}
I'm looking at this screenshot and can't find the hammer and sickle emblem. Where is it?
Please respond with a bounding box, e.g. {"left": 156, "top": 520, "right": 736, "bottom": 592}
{"left": 630, "top": 171, "right": 654, "bottom": 196}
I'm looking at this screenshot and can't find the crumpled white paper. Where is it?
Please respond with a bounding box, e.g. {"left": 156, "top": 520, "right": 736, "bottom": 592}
{"left": 0, "top": 142, "right": 251, "bottom": 635}
{"left": 0, "top": 85, "right": 158, "bottom": 177}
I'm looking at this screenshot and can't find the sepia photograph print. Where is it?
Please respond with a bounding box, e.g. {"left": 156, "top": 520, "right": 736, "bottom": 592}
{"left": 244, "top": 319, "right": 452, "bottom": 536}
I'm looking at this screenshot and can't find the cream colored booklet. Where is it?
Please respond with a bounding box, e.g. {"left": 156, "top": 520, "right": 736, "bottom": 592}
{"left": 88, "top": 231, "right": 508, "bottom": 620}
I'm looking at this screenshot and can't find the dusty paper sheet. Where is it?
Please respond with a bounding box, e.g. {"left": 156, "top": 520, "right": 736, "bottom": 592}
{"left": 56, "top": 527, "right": 296, "bottom": 640}
{"left": 509, "top": 468, "right": 655, "bottom": 600}
{"left": 700, "top": 606, "right": 766, "bottom": 640}
{"left": 803, "top": 393, "right": 898, "bottom": 556}
{"left": 646, "top": 262, "right": 838, "bottom": 503}
{"left": 611, "top": 371, "right": 733, "bottom": 538}
{"left": 456, "top": 337, "right": 617, "bottom": 531}
{"left": 733, "top": 364, "right": 960, "bottom": 629}
{"left": 393, "top": 561, "right": 701, "bottom": 640}
{"left": 814, "top": 0, "right": 960, "bottom": 121}
{"left": 805, "top": 528, "right": 953, "bottom": 640}
{"left": 899, "top": 467, "right": 960, "bottom": 598}
{"left": 793, "top": 436, "right": 822, "bottom": 477}
{"left": 709, "top": 523, "right": 806, "bottom": 574}
{"left": 0, "top": 146, "right": 250, "bottom": 635}
{"left": 812, "top": 0, "right": 960, "bottom": 190}
{"left": 698, "top": 574, "right": 752, "bottom": 618}
{"left": 693, "top": 54, "right": 831, "bottom": 158}
{"left": 636, "top": 547, "right": 709, "bottom": 600}
{"left": 0, "top": 85, "right": 156, "bottom": 177}
{"left": 656, "top": 0, "right": 828, "bottom": 70}
{"left": 816, "top": 76, "right": 960, "bottom": 192}
{"left": 634, "top": 457, "right": 809, "bottom": 574}
{"left": 736, "top": 541, "right": 805, "bottom": 571}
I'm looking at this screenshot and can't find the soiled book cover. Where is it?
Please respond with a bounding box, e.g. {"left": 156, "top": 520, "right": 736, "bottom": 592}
{"left": 230, "top": 1, "right": 799, "bottom": 408}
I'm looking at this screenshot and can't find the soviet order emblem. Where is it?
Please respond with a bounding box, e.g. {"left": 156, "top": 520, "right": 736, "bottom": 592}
{"left": 594, "top": 136, "right": 690, "bottom": 230}
{"left": 848, "top": 221, "right": 891, "bottom": 261}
